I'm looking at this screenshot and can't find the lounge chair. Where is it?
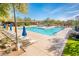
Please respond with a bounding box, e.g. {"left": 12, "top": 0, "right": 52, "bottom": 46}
{"left": 1, "top": 30, "right": 37, "bottom": 51}
{"left": 0, "top": 32, "right": 17, "bottom": 56}
{"left": 2, "top": 30, "right": 37, "bottom": 42}
{"left": 0, "top": 32, "right": 6, "bottom": 40}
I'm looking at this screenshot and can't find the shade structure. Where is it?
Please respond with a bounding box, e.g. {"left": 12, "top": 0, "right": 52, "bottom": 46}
{"left": 22, "top": 26, "right": 27, "bottom": 36}
{"left": 3, "top": 24, "right": 6, "bottom": 29}
{"left": 10, "top": 23, "right": 13, "bottom": 31}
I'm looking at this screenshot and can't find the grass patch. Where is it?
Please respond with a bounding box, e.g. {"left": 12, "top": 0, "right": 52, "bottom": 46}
{"left": 63, "top": 36, "right": 79, "bottom": 56}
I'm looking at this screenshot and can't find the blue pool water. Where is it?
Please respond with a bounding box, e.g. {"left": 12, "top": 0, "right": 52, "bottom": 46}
{"left": 18, "top": 26, "right": 64, "bottom": 36}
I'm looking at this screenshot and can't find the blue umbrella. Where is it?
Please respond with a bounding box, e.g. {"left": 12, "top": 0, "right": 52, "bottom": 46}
{"left": 3, "top": 24, "right": 6, "bottom": 29}
{"left": 22, "top": 26, "right": 27, "bottom": 36}
{"left": 10, "top": 23, "right": 12, "bottom": 31}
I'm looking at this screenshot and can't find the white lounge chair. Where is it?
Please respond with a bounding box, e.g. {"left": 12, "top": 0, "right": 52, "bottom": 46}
{"left": 1, "top": 30, "right": 37, "bottom": 49}
{"left": 0, "top": 32, "right": 6, "bottom": 40}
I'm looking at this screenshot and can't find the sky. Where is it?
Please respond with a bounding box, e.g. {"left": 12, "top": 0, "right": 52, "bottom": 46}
{"left": 15, "top": 3, "right": 79, "bottom": 21}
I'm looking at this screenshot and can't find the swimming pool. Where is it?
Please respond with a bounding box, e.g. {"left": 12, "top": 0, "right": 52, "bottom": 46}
{"left": 18, "top": 26, "right": 64, "bottom": 36}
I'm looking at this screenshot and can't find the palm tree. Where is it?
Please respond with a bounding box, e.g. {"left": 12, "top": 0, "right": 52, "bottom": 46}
{"left": 0, "top": 3, "right": 28, "bottom": 50}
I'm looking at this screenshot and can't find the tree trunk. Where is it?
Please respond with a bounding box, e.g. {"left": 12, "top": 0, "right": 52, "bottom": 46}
{"left": 12, "top": 3, "right": 18, "bottom": 50}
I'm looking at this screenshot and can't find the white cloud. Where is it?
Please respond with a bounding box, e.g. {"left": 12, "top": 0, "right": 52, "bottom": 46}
{"left": 50, "top": 7, "right": 63, "bottom": 14}
{"left": 58, "top": 13, "right": 79, "bottom": 21}
{"left": 43, "top": 4, "right": 79, "bottom": 21}
{"left": 50, "top": 4, "right": 79, "bottom": 14}
{"left": 67, "top": 4, "right": 79, "bottom": 9}
{"left": 66, "top": 10, "right": 79, "bottom": 14}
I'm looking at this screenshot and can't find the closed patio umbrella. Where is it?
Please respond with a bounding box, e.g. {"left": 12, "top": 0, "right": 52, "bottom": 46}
{"left": 22, "top": 26, "right": 27, "bottom": 36}
{"left": 10, "top": 23, "right": 13, "bottom": 31}
{"left": 3, "top": 24, "right": 6, "bottom": 29}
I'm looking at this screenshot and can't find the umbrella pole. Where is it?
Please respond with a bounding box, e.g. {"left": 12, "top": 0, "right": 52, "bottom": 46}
{"left": 12, "top": 4, "right": 19, "bottom": 50}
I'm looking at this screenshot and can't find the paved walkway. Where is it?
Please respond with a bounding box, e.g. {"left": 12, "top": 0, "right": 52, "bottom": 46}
{"left": 21, "top": 37, "right": 52, "bottom": 56}
{"left": 20, "top": 28, "right": 72, "bottom": 56}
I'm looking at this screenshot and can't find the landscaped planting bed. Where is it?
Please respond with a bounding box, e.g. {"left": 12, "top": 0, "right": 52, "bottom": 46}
{"left": 63, "top": 36, "right": 79, "bottom": 56}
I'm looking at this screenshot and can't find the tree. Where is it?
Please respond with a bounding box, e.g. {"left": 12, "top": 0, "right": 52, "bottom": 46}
{"left": 0, "top": 3, "right": 28, "bottom": 50}
{"left": 0, "top": 4, "right": 11, "bottom": 22}
{"left": 12, "top": 3, "right": 28, "bottom": 50}
{"left": 24, "top": 17, "right": 31, "bottom": 21}
{"left": 0, "top": 4, "right": 10, "bottom": 17}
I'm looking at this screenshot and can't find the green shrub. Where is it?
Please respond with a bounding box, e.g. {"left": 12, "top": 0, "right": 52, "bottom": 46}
{"left": 17, "top": 22, "right": 24, "bottom": 26}
{"left": 17, "top": 22, "right": 31, "bottom": 26}
{"left": 63, "top": 37, "right": 79, "bottom": 56}
{"left": 24, "top": 22, "right": 31, "bottom": 26}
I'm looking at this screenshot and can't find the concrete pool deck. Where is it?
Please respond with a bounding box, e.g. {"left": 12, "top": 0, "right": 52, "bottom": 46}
{"left": 0, "top": 26, "right": 72, "bottom": 56}
{"left": 3, "top": 26, "right": 72, "bottom": 56}
{"left": 17, "top": 27, "right": 72, "bottom": 56}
